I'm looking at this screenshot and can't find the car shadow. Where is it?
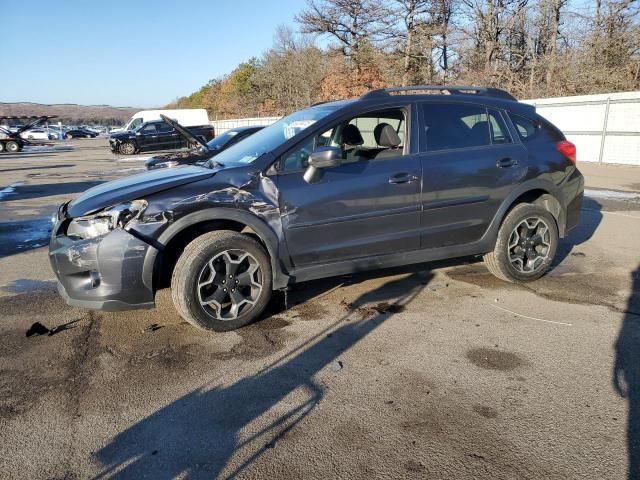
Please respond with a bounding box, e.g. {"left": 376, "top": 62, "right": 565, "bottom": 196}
{"left": 613, "top": 265, "right": 640, "bottom": 480}
{"left": 553, "top": 196, "right": 603, "bottom": 266}
{"left": 93, "top": 272, "right": 431, "bottom": 479}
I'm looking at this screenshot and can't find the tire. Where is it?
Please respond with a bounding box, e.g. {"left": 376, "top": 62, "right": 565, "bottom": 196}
{"left": 0, "top": 142, "right": 4, "bottom": 153}
{"left": 118, "top": 141, "right": 136, "bottom": 155}
{"left": 5, "top": 141, "right": 19, "bottom": 153}
{"left": 483, "top": 203, "right": 558, "bottom": 283}
{"left": 171, "top": 230, "right": 272, "bottom": 331}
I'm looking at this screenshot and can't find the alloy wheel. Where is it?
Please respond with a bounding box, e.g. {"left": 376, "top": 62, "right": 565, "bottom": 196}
{"left": 197, "top": 249, "right": 263, "bottom": 320}
{"left": 508, "top": 216, "right": 551, "bottom": 274}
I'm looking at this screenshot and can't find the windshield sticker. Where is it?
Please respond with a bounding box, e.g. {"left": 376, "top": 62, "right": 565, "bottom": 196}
{"left": 284, "top": 120, "right": 316, "bottom": 139}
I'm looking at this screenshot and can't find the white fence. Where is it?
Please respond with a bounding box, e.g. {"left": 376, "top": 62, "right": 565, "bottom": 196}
{"left": 210, "top": 91, "right": 640, "bottom": 166}
{"left": 211, "top": 116, "right": 280, "bottom": 135}
{"left": 523, "top": 91, "right": 640, "bottom": 166}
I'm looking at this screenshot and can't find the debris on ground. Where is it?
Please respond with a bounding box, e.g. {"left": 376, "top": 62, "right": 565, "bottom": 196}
{"left": 331, "top": 360, "right": 343, "bottom": 372}
{"left": 26, "top": 320, "right": 79, "bottom": 337}
{"left": 26, "top": 321, "right": 50, "bottom": 337}
{"left": 142, "top": 323, "right": 163, "bottom": 333}
{"left": 373, "top": 302, "right": 405, "bottom": 314}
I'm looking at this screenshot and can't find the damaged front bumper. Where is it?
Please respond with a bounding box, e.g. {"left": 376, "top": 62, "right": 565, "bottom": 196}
{"left": 108, "top": 138, "right": 120, "bottom": 153}
{"left": 49, "top": 206, "right": 156, "bottom": 311}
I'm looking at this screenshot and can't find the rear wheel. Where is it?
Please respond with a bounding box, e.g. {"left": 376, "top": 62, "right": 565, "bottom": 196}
{"left": 0, "top": 142, "right": 4, "bottom": 152}
{"left": 118, "top": 141, "right": 136, "bottom": 155}
{"left": 483, "top": 203, "right": 558, "bottom": 283}
{"left": 171, "top": 231, "right": 272, "bottom": 331}
{"left": 5, "top": 141, "right": 19, "bottom": 153}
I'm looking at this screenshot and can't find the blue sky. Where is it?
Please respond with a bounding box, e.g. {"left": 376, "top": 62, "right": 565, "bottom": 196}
{"left": 0, "top": 0, "right": 305, "bottom": 107}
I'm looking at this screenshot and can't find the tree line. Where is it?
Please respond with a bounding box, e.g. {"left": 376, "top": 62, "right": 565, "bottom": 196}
{"left": 168, "top": 0, "right": 640, "bottom": 119}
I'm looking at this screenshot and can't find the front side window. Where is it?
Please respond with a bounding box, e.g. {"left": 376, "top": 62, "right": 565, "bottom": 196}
{"left": 278, "top": 108, "right": 407, "bottom": 172}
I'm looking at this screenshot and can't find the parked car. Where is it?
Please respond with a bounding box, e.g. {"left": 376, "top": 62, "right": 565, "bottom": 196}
{"left": 20, "top": 128, "right": 56, "bottom": 140}
{"left": 49, "top": 85, "right": 583, "bottom": 332}
{"left": 144, "top": 125, "right": 263, "bottom": 170}
{"left": 64, "top": 128, "right": 98, "bottom": 139}
{"left": 109, "top": 120, "right": 215, "bottom": 155}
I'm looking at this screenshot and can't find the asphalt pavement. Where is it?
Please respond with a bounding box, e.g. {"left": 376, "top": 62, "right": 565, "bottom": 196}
{"left": 0, "top": 138, "right": 639, "bottom": 479}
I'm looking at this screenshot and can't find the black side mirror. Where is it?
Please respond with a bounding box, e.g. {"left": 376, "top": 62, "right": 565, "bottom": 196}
{"left": 304, "top": 146, "right": 342, "bottom": 183}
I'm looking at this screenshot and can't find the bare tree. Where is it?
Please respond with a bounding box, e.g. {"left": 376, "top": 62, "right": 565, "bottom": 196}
{"left": 296, "top": 0, "right": 389, "bottom": 67}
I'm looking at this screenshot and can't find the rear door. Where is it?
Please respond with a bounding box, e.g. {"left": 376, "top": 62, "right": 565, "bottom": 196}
{"left": 418, "top": 102, "right": 527, "bottom": 248}
{"left": 275, "top": 105, "right": 422, "bottom": 266}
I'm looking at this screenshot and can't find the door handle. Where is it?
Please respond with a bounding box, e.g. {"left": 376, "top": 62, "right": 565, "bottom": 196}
{"left": 496, "top": 158, "right": 518, "bottom": 168}
{"left": 389, "top": 173, "right": 419, "bottom": 184}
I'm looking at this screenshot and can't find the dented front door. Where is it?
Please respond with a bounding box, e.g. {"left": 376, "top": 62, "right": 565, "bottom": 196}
{"left": 276, "top": 156, "right": 422, "bottom": 267}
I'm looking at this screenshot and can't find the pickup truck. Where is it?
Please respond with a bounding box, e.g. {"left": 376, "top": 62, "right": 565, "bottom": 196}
{"left": 109, "top": 120, "right": 215, "bottom": 155}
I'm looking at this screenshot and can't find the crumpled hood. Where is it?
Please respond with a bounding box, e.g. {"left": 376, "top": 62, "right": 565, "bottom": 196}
{"left": 67, "top": 166, "right": 214, "bottom": 217}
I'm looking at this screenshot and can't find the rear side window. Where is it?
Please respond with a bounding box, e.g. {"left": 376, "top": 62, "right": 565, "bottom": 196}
{"left": 509, "top": 113, "right": 538, "bottom": 141}
{"left": 422, "top": 103, "right": 510, "bottom": 151}
{"left": 509, "top": 113, "right": 564, "bottom": 143}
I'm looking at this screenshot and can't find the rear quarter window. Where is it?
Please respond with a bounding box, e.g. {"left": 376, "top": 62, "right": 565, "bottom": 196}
{"left": 508, "top": 113, "right": 564, "bottom": 143}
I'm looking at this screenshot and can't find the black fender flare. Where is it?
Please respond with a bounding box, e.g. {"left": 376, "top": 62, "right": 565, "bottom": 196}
{"left": 142, "top": 207, "right": 290, "bottom": 292}
{"left": 482, "top": 178, "right": 566, "bottom": 245}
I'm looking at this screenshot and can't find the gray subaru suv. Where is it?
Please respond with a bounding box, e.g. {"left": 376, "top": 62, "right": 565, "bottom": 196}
{"left": 49, "top": 86, "right": 583, "bottom": 331}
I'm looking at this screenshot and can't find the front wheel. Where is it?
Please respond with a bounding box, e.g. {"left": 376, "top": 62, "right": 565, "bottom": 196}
{"left": 483, "top": 203, "right": 558, "bottom": 283}
{"left": 118, "top": 141, "right": 136, "bottom": 155}
{"left": 171, "top": 231, "right": 273, "bottom": 331}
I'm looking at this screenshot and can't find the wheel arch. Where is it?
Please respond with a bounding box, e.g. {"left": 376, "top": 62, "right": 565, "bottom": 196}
{"left": 489, "top": 180, "right": 567, "bottom": 242}
{"left": 142, "top": 207, "right": 290, "bottom": 294}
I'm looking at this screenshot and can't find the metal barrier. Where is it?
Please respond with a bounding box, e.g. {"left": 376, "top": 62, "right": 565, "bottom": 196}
{"left": 523, "top": 91, "right": 640, "bottom": 165}
{"left": 210, "top": 117, "right": 280, "bottom": 135}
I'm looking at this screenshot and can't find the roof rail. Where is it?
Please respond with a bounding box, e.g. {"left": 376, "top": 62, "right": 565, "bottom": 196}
{"left": 360, "top": 85, "right": 517, "bottom": 101}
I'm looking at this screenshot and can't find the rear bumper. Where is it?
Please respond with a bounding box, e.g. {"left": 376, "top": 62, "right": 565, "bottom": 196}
{"left": 49, "top": 213, "right": 156, "bottom": 311}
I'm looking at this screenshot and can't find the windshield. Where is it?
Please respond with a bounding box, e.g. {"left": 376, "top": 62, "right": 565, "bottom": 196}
{"left": 206, "top": 130, "right": 239, "bottom": 151}
{"left": 125, "top": 117, "right": 143, "bottom": 131}
{"left": 212, "top": 104, "right": 343, "bottom": 165}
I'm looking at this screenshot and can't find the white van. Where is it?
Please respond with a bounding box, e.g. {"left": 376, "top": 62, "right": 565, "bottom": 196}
{"left": 112, "top": 109, "right": 209, "bottom": 133}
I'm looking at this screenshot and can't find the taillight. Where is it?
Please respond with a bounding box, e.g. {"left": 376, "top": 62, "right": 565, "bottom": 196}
{"left": 556, "top": 140, "right": 576, "bottom": 164}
